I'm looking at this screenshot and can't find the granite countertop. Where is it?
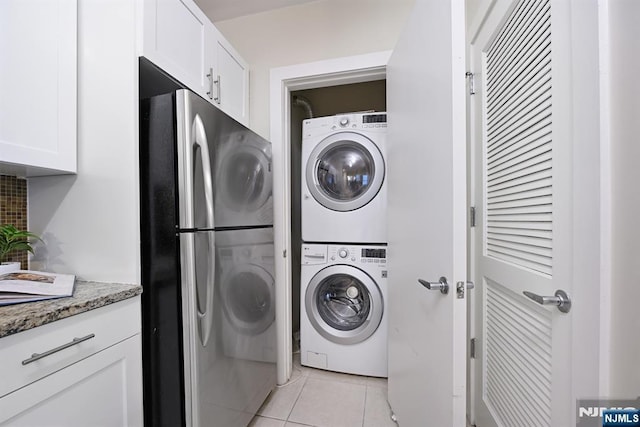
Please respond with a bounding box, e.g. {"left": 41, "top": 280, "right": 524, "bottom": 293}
{"left": 0, "top": 281, "right": 142, "bottom": 338}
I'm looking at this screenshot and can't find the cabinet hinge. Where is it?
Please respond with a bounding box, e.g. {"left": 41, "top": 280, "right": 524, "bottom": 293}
{"left": 466, "top": 71, "right": 476, "bottom": 95}
{"left": 282, "top": 249, "right": 287, "bottom": 258}
{"left": 470, "top": 338, "right": 476, "bottom": 359}
{"left": 470, "top": 206, "right": 476, "bottom": 228}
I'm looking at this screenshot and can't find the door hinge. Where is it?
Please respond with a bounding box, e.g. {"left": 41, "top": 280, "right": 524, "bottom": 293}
{"left": 283, "top": 249, "right": 287, "bottom": 258}
{"left": 470, "top": 338, "right": 476, "bottom": 359}
{"left": 465, "top": 71, "right": 476, "bottom": 95}
{"left": 470, "top": 206, "right": 476, "bottom": 228}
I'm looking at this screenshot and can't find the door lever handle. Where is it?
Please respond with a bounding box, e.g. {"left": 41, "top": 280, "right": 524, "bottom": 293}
{"left": 456, "top": 281, "right": 474, "bottom": 299}
{"left": 523, "top": 289, "right": 571, "bottom": 313}
{"left": 418, "top": 277, "right": 449, "bottom": 294}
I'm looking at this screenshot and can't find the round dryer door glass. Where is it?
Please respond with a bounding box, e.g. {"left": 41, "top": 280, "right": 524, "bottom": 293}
{"left": 307, "top": 132, "right": 385, "bottom": 212}
{"left": 316, "top": 143, "right": 374, "bottom": 201}
{"left": 223, "top": 265, "right": 275, "bottom": 336}
{"left": 306, "top": 265, "right": 383, "bottom": 345}
{"left": 315, "top": 273, "right": 371, "bottom": 331}
{"left": 219, "top": 146, "right": 272, "bottom": 212}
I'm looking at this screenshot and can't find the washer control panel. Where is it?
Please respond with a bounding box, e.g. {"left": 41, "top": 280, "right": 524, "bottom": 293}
{"left": 327, "top": 245, "right": 387, "bottom": 265}
{"left": 303, "top": 244, "right": 387, "bottom": 267}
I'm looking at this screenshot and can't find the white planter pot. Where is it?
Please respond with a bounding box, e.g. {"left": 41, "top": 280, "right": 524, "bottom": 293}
{"left": 0, "top": 262, "right": 21, "bottom": 274}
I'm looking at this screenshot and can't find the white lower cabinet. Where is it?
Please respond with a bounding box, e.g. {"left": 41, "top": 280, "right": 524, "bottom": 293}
{"left": 0, "top": 297, "right": 143, "bottom": 427}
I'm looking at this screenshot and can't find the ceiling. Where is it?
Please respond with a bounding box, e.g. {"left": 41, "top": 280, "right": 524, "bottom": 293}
{"left": 194, "top": 0, "right": 318, "bottom": 22}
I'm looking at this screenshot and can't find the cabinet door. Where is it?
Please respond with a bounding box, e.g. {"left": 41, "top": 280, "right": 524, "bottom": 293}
{"left": 0, "top": 0, "right": 77, "bottom": 175}
{"left": 215, "top": 38, "right": 249, "bottom": 125}
{"left": 0, "top": 334, "right": 143, "bottom": 427}
{"left": 142, "top": 0, "right": 209, "bottom": 98}
{"left": 209, "top": 28, "right": 249, "bottom": 125}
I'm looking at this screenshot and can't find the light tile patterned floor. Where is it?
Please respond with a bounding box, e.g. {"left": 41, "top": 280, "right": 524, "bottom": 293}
{"left": 249, "top": 354, "right": 397, "bottom": 427}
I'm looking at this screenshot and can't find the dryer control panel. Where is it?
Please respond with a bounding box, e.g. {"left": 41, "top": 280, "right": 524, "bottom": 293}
{"left": 302, "top": 112, "right": 387, "bottom": 139}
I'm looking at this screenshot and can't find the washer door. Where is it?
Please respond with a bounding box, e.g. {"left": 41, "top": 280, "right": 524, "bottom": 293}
{"left": 306, "top": 132, "right": 384, "bottom": 212}
{"left": 305, "top": 265, "right": 383, "bottom": 345}
{"left": 221, "top": 263, "right": 275, "bottom": 336}
{"left": 218, "top": 144, "right": 272, "bottom": 213}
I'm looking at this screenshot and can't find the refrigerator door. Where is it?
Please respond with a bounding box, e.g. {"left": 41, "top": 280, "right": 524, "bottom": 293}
{"left": 179, "top": 229, "right": 216, "bottom": 427}
{"left": 183, "top": 228, "right": 276, "bottom": 427}
{"left": 177, "top": 89, "right": 273, "bottom": 229}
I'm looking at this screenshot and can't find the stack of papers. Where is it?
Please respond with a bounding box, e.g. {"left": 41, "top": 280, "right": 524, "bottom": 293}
{"left": 0, "top": 271, "right": 76, "bottom": 306}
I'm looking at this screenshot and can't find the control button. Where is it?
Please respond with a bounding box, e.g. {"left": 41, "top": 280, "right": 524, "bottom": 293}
{"left": 331, "top": 125, "right": 337, "bottom": 130}
{"left": 338, "top": 248, "right": 348, "bottom": 258}
{"left": 352, "top": 124, "right": 357, "bottom": 128}
{"left": 351, "top": 257, "right": 356, "bottom": 261}
{"left": 381, "top": 260, "right": 387, "bottom": 264}
{"left": 374, "top": 259, "right": 379, "bottom": 263}
{"left": 339, "top": 118, "right": 349, "bottom": 127}
{"left": 331, "top": 256, "right": 335, "bottom": 261}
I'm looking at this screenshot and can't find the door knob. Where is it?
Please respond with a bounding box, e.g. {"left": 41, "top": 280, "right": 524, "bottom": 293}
{"left": 418, "top": 277, "right": 449, "bottom": 294}
{"left": 522, "top": 289, "right": 572, "bottom": 313}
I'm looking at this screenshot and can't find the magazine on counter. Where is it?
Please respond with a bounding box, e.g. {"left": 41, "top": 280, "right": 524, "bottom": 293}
{"left": 0, "top": 270, "right": 76, "bottom": 306}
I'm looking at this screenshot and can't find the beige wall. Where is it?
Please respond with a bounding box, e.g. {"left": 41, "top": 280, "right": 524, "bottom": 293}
{"left": 215, "top": 0, "right": 415, "bottom": 138}
{"left": 609, "top": 0, "right": 640, "bottom": 399}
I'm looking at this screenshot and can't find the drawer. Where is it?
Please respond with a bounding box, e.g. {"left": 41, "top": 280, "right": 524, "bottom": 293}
{"left": 0, "top": 296, "right": 140, "bottom": 398}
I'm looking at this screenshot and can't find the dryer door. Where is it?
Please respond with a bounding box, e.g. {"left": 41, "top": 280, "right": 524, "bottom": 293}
{"left": 306, "top": 132, "right": 384, "bottom": 212}
{"left": 305, "top": 265, "right": 383, "bottom": 345}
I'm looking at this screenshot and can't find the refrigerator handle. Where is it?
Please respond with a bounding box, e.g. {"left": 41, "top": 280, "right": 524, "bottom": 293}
{"left": 193, "top": 115, "right": 215, "bottom": 347}
{"left": 192, "top": 114, "right": 215, "bottom": 229}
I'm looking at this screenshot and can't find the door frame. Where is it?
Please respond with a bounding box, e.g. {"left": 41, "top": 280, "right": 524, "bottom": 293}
{"left": 269, "top": 51, "right": 391, "bottom": 384}
{"left": 466, "top": 0, "right": 612, "bottom": 424}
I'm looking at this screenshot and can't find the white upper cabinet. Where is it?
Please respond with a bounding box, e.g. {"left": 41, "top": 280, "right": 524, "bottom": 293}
{"left": 0, "top": 0, "right": 77, "bottom": 176}
{"left": 141, "top": 0, "right": 209, "bottom": 97}
{"left": 141, "top": 0, "right": 249, "bottom": 125}
{"left": 209, "top": 25, "right": 250, "bottom": 125}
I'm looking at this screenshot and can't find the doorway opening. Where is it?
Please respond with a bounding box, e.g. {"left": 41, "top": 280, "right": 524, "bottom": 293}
{"left": 269, "top": 51, "right": 391, "bottom": 384}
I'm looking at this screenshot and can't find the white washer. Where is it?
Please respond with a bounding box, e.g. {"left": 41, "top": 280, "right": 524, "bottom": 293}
{"left": 301, "top": 112, "right": 387, "bottom": 243}
{"left": 218, "top": 229, "right": 276, "bottom": 363}
{"left": 300, "top": 243, "right": 388, "bottom": 377}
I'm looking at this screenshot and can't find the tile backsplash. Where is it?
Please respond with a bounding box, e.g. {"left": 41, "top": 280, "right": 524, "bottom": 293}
{"left": 0, "top": 175, "right": 28, "bottom": 269}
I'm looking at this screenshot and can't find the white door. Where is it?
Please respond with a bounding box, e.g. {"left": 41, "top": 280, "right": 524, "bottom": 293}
{"left": 470, "top": 0, "right": 573, "bottom": 425}
{"left": 386, "top": 0, "right": 467, "bottom": 425}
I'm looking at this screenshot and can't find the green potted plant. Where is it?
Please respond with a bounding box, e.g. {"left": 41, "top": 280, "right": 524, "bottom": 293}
{"left": 0, "top": 224, "right": 42, "bottom": 274}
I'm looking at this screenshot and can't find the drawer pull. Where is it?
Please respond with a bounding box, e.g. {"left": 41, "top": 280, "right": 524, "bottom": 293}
{"left": 22, "top": 333, "right": 96, "bottom": 365}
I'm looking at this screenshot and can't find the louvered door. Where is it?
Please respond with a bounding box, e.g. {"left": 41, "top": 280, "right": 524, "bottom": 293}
{"left": 470, "top": 0, "right": 573, "bottom": 426}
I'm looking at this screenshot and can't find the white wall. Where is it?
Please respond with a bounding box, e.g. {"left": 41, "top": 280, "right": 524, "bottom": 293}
{"left": 608, "top": 0, "right": 640, "bottom": 398}
{"left": 215, "top": 0, "right": 415, "bottom": 138}
{"left": 28, "top": 0, "right": 139, "bottom": 284}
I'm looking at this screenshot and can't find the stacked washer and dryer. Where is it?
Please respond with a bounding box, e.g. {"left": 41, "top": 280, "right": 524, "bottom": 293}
{"left": 300, "top": 112, "right": 389, "bottom": 378}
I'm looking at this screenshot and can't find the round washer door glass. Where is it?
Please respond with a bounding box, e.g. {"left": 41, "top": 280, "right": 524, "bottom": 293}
{"left": 305, "top": 265, "right": 383, "bottom": 345}
{"left": 219, "top": 145, "right": 272, "bottom": 212}
{"left": 222, "top": 264, "right": 275, "bottom": 336}
{"left": 307, "top": 132, "right": 384, "bottom": 212}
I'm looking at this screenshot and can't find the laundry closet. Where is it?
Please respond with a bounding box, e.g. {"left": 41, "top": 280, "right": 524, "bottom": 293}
{"left": 288, "top": 79, "right": 387, "bottom": 376}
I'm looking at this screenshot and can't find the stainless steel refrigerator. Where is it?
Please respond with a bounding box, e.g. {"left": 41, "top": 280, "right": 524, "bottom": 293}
{"left": 140, "top": 89, "right": 276, "bottom": 427}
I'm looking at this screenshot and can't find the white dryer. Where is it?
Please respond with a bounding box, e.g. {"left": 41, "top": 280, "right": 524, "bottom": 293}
{"left": 218, "top": 228, "right": 276, "bottom": 363}
{"left": 301, "top": 112, "right": 387, "bottom": 244}
{"left": 300, "top": 243, "right": 387, "bottom": 377}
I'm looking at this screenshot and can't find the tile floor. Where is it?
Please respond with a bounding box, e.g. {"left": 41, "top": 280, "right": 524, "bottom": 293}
{"left": 249, "top": 354, "right": 397, "bottom": 427}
